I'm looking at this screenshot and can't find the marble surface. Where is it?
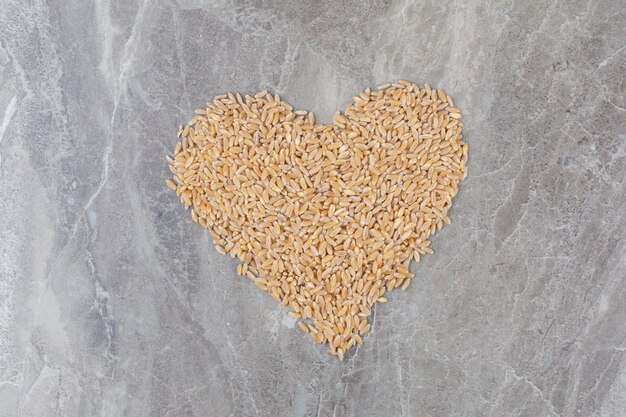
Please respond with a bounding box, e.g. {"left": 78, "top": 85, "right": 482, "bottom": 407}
{"left": 1, "top": 1, "right": 625, "bottom": 416}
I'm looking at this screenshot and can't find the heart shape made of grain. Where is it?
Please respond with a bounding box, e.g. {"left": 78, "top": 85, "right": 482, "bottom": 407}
{"left": 166, "top": 80, "right": 467, "bottom": 359}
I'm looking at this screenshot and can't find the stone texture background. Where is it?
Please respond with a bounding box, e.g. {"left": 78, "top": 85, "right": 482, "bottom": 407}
{"left": 0, "top": 1, "right": 624, "bottom": 416}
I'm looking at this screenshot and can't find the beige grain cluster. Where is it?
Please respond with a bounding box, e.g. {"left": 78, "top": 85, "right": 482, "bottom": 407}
{"left": 167, "top": 81, "right": 468, "bottom": 360}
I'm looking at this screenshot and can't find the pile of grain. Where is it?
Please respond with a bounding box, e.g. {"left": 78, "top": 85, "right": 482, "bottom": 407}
{"left": 167, "top": 81, "right": 467, "bottom": 360}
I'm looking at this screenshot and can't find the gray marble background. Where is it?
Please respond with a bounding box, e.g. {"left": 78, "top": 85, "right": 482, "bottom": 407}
{"left": 0, "top": 1, "right": 624, "bottom": 416}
